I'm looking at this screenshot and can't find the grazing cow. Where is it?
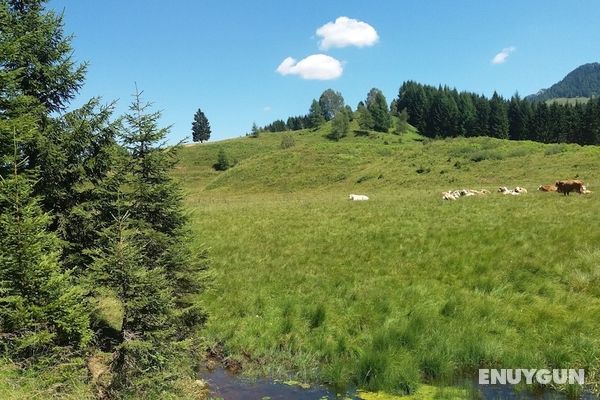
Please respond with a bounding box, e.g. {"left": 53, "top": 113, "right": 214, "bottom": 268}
{"left": 349, "top": 194, "right": 369, "bottom": 201}
{"left": 538, "top": 184, "right": 557, "bottom": 192}
{"left": 555, "top": 180, "right": 584, "bottom": 196}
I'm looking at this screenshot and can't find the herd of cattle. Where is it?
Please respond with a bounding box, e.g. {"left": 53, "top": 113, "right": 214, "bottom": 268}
{"left": 347, "top": 180, "right": 591, "bottom": 202}
{"left": 442, "top": 179, "right": 591, "bottom": 201}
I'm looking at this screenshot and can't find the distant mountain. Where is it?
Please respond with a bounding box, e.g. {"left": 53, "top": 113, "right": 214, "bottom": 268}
{"left": 526, "top": 62, "right": 600, "bottom": 102}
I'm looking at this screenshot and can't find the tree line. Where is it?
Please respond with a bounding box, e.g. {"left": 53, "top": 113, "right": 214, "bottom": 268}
{"left": 253, "top": 80, "right": 600, "bottom": 147}
{"left": 396, "top": 80, "right": 600, "bottom": 145}
{"left": 256, "top": 87, "right": 397, "bottom": 136}
{"left": 0, "top": 1, "right": 206, "bottom": 398}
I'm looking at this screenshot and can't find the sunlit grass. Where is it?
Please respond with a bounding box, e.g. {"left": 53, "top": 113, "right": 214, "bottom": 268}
{"left": 176, "top": 126, "right": 600, "bottom": 395}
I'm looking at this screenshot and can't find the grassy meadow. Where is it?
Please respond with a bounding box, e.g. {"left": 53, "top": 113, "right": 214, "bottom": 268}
{"left": 175, "top": 122, "right": 600, "bottom": 397}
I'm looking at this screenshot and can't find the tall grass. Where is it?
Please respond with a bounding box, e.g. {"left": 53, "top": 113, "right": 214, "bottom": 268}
{"left": 175, "top": 127, "right": 600, "bottom": 395}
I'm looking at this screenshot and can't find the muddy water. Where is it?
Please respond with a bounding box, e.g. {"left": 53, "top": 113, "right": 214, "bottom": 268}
{"left": 202, "top": 368, "right": 598, "bottom": 400}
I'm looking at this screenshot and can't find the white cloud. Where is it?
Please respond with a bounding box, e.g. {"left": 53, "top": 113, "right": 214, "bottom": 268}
{"left": 263, "top": 106, "right": 271, "bottom": 112}
{"left": 491, "top": 46, "right": 516, "bottom": 64}
{"left": 276, "top": 54, "right": 343, "bottom": 80}
{"left": 316, "top": 16, "right": 379, "bottom": 50}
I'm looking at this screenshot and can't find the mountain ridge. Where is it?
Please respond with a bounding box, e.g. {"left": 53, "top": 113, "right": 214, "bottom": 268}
{"left": 526, "top": 62, "right": 600, "bottom": 101}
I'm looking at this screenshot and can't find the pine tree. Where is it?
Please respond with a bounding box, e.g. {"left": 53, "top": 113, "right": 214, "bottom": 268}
{"left": 508, "top": 94, "right": 528, "bottom": 140}
{"left": 0, "top": 135, "right": 90, "bottom": 359}
{"left": 120, "top": 88, "right": 207, "bottom": 334}
{"left": 85, "top": 89, "right": 208, "bottom": 395}
{"left": 397, "top": 81, "right": 428, "bottom": 133}
{"left": 580, "top": 99, "right": 600, "bottom": 145}
{"left": 89, "top": 212, "right": 178, "bottom": 396}
{"left": 426, "top": 91, "right": 458, "bottom": 138}
{"left": 36, "top": 99, "right": 119, "bottom": 271}
{"left": 0, "top": 0, "right": 86, "bottom": 113}
{"left": 308, "top": 99, "right": 325, "bottom": 129}
{"left": 318, "top": 89, "right": 345, "bottom": 121}
{"left": 191, "top": 108, "right": 211, "bottom": 143}
{"left": 366, "top": 88, "right": 391, "bottom": 132}
{"left": 356, "top": 101, "right": 374, "bottom": 132}
{"left": 1, "top": 0, "right": 119, "bottom": 272}
{"left": 250, "top": 122, "right": 260, "bottom": 138}
{"left": 457, "top": 93, "right": 477, "bottom": 136}
{"left": 214, "top": 148, "right": 230, "bottom": 171}
{"left": 328, "top": 109, "right": 350, "bottom": 141}
{"left": 473, "top": 95, "right": 490, "bottom": 136}
{"left": 395, "top": 108, "right": 409, "bottom": 134}
{"left": 488, "top": 92, "right": 509, "bottom": 139}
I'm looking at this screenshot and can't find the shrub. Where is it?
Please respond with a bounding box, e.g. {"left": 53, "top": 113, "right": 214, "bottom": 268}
{"left": 469, "top": 149, "right": 504, "bottom": 162}
{"left": 213, "top": 148, "right": 231, "bottom": 171}
{"left": 280, "top": 135, "right": 295, "bottom": 149}
{"left": 545, "top": 143, "right": 568, "bottom": 155}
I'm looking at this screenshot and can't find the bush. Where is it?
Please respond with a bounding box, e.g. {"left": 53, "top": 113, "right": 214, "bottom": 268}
{"left": 280, "top": 135, "right": 295, "bottom": 149}
{"left": 545, "top": 143, "right": 568, "bottom": 155}
{"left": 469, "top": 149, "right": 504, "bottom": 162}
{"left": 213, "top": 148, "right": 230, "bottom": 171}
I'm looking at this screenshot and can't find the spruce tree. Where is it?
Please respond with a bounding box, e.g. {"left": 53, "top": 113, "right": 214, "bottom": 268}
{"left": 0, "top": 0, "right": 86, "bottom": 113}
{"left": 356, "top": 101, "right": 374, "bottom": 132}
{"left": 318, "top": 89, "right": 345, "bottom": 121}
{"left": 426, "top": 91, "right": 458, "bottom": 138}
{"left": 398, "top": 82, "right": 428, "bottom": 133}
{"left": 119, "top": 88, "right": 206, "bottom": 336}
{"left": 85, "top": 89, "right": 208, "bottom": 395}
{"left": 191, "top": 108, "right": 211, "bottom": 143}
{"left": 328, "top": 109, "right": 350, "bottom": 141}
{"left": 457, "top": 93, "right": 477, "bottom": 136}
{"left": 366, "top": 88, "right": 391, "bottom": 132}
{"left": 214, "top": 148, "right": 230, "bottom": 171}
{"left": 395, "top": 108, "right": 409, "bottom": 134}
{"left": 308, "top": 99, "right": 325, "bottom": 129}
{"left": 488, "top": 92, "right": 509, "bottom": 139}
{"left": 508, "top": 94, "right": 527, "bottom": 140}
{"left": 0, "top": 136, "right": 90, "bottom": 359}
{"left": 89, "top": 212, "right": 178, "bottom": 396}
{"left": 1, "top": 0, "right": 119, "bottom": 271}
{"left": 250, "top": 122, "right": 260, "bottom": 137}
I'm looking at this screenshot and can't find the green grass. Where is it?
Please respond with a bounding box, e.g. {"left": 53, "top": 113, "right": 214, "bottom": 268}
{"left": 0, "top": 358, "right": 94, "bottom": 400}
{"left": 176, "top": 122, "right": 600, "bottom": 396}
{"left": 546, "top": 97, "right": 591, "bottom": 105}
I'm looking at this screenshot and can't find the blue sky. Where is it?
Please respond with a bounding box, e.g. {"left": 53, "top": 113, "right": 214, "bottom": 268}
{"left": 48, "top": 0, "right": 600, "bottom": 143}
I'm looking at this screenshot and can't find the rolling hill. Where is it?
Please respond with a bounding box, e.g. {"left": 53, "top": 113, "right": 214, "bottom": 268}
{"left": 174, "top": 122, "right": 600, "bottom": 397}
{"left": 526, "top": 62, "right": 600, "bottom": 102}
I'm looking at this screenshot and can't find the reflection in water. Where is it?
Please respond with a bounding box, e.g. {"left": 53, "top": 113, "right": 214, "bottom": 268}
{"left": 203, "top": 368, "right": 355, "bottom": 400}
{"left": 203, "top": 368, "right": 598, "bottom": 400}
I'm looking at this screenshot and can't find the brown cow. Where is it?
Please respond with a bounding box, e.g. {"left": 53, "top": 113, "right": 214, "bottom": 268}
{"left": 538, "top": 184, "right": 557, "bottom": 192}
{"left": 555, "top": 180, "right": 584, "bottom": 196}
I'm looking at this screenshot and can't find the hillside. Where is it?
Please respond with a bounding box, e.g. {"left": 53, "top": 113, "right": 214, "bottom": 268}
{"left": 526, "top": 62, "right": 600, "bottom": 102}
{"left": 175, "top": 124, "right": 600, "bottom": 397}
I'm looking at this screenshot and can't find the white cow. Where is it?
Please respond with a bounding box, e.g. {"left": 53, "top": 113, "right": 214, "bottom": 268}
{"left": 514, "top": 186, "right": 528, "bottom": 194}
{"left": 442, "top": 192, "right": 458, "bottom": 201}
{"left": 498, "top": 186, "right": 525, "bottom": 195}
{"left": 582, "top": 185, "right": 592, "bottom": 194}
{"left": 349, "top": 194, "right": 369, "bottom": 201}
{"left": 442, "top": 188, "right": 490, "bottom": 200}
